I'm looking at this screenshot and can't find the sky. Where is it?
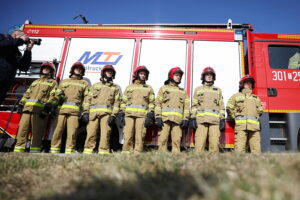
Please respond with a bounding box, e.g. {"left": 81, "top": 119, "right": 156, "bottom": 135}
{"left": 1, "top": 0, "right": 300, "bottom": 34}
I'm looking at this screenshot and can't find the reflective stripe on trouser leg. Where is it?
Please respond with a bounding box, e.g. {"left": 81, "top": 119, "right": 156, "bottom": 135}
{"left": 15, "top": 113, "right": 31, "bottom": 151}
{"left": 30, "top": 113, "right": 47, "bottom": 152}
{"left": 235, "top": 131, "right": 247, "bottom": 153}
{"left": 65, "top": 115, "right": 79, "bottom": 154}
{"left": 195, "top": 124, "right": 209, "bottom": 152}
{"left": 99, "top": 115, "right": 111, "bottom": 153}
{"left": 158, "top": 121, "right": 171, "bottom": 153}
{"left": 134, "top": 117, "right": 146, "bottom": 152}
{"left": 84, "top": 118, "right": 100, "bottom": 154}
{"left": 248, "top": 131, "right": 261, "bottom": 153}
{"left": 208, "top": 124, "right": 220, "bottom": 153}
{"left": 50, "top": 114, "right": 67, "bottom": 153}
{"left": 170, "top": 122, "right": 182, "bottom": 153}
{"left": 122, "top": 116, "right": 135, "bottom": 152}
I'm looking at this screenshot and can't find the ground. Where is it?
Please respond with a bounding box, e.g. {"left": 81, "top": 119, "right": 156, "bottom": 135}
{"left": 0, "top": 152, "right": 299, "bottom": 200}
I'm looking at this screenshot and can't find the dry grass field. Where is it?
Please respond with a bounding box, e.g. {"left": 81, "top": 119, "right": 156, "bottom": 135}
{"left": 0, "top": 152, "right": 299, "bottom": 200}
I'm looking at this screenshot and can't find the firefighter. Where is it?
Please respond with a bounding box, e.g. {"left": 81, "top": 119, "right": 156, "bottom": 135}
{"left": 226, "top": 75, "right": 263, "bottom": 153}
{"left": 118, "top": 66, "right": 155, "bottom": 153}
{"left": 155, "top": 67, "right": 190, "bottom": 153}
{"left": 50, "top": 62, "right": 89, "bottom": 154}
{"left": 190, "top": 67, "right": 225, "bottom": 152}
{"left": 14, "top": 62, "right": 58, "bottom": 153}
{"left": 82, "top": 65, "right": 120, "bottom": 154}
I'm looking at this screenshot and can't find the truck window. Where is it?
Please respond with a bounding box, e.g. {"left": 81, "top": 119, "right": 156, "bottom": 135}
{"left": 269, "top": 45, "right": 300, "bottom": 69}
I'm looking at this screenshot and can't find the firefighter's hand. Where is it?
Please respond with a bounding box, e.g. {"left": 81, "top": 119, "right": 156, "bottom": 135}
{"left": 189, "top": 118, "right": 198, "bottom": 130}
{"left": 219, "top": 119, "right": 226, "bottom": 131}
{"left": 80, "top": 111, "right": 89, "bottom": 125}
{"left": 180, "top": 120, "right": 189, "bottom": 129}
{"left": 116, "top": 111, "right": 125, "bottom": 129}
{"left": 39, "top": 111, "right": 48, "bottom": 119}
{"left": 144, "top": 111, "right": 154, "bottom": 128}
{"left": 155, "top": 117, "right": 164, "bottom": 129}
{"left": 16, "top": 105, "right": 23, "bottom": 114}
{"left": 39, "top": 103, "right": 52, "bottom": 119}
{"left": 26, "top": 39, "right": 34, "bottom": 51}
{"left": 107, "top": 115, "right": 116, "bottom": 127}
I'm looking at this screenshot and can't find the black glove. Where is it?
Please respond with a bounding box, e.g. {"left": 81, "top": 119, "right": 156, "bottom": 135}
{"left": 144, "top": 111, "right": 154, "bottom": 128}
{"left": 189, "top": 118, "right": 198, "bottom": 130}
{"left": 116, "top": 111, "right": 125, "bottom": 128}
{"left": 107, "top": 115, "right": 116, "bottom": 127}
{"left": 16, "top": 105, "right": 23, "bottom": 114}
{"left": 39, "top": 103, "right": 52, "bottom": 119}
{"left": 155, "top": 117, "right": 164, "bottom": 129}
{"left": 180, "top": 120, "right": 189, "bottom": 129}
{"left": 57, "top": 91, "right": 65, "bottom": 106}
{"left": 219, "top": 119, "right": 226, "bottom": 131}
{"left": 80, "top": 111, "right": 89, "bottom": 125}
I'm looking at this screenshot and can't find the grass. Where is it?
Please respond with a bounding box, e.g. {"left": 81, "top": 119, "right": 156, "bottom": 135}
{"left": 0, "top": 152, "right": 299, "bottom": 200}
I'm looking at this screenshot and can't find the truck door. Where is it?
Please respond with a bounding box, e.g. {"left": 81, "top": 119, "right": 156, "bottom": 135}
{"left": 265, "top": 43, "right": 300, "bottom": 112}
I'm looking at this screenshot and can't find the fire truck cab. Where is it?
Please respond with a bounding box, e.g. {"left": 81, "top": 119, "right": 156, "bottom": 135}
{"left": 0, "top": 22, "right": 299, "bottom": 152}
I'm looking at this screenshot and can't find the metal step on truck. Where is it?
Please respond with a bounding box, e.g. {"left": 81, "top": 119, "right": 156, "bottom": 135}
{"left": 1, "top": 20, "right": 300, "bottom": 152}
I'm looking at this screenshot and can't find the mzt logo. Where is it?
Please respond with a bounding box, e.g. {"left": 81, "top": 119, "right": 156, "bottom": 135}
{"left": 78, "top": 51, "right": 123, "bottom": 73}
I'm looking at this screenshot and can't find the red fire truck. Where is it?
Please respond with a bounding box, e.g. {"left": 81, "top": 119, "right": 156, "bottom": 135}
{"left": 1, "top": 21, "right": 299, "bottom": 152}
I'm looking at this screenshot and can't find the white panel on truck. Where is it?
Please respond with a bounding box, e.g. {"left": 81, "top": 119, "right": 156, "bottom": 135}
{"left": 62, "top": 38, "right": 135, "bottom": 90}
{"left": 192, "top": 41, "right": 241, "bottom": 108}
{"left": 28, "top": 37, "right": 65, "bottom": 61}
{"left": 139, "top": 39, "right": 187, "bottom": 94}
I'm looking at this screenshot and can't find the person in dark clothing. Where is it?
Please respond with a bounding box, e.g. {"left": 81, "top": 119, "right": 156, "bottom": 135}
{"left": 0, "top": 29, "right": 33, "bottom": 104}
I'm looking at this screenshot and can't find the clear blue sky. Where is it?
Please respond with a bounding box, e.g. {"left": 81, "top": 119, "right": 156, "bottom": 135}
{"left": 1, "top": 0, "right": 299, "bottom": 34}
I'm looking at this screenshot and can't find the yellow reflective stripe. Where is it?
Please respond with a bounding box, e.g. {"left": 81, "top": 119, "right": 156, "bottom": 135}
{"left": 61, "top": 82, "right": 86, "bottom": 88}
{"left": 235, "top": 96, "right": 245, "bottom": 101}
{"left": 25, "top": 101, "right": 45, "bottom": 107}
{"left": 14, "top": 146, "right": 25, "bottom": 152}
{"left": 162, "top": 112, "right": 183, "bottom": 118}
{"left": 196, "top": 88, "right": 219, "bottom": 94}
{"left": 236, "top": 119, "right": 260, "bottom": 125}
{"left": 196, "top": 112, "right": 219, "bottom": 117}
{"left": 61, "top": 105, "right": 80, "bottom": 110}
{"left": 90, "top": 108, "right": 112, "bottom": 113}
{"left": 157, "top": 95, "right": 163, "bottom": 101}
{"left": 39, "top": 82, "right": 54, "bottom": 86}
{"left": 227, "top": 103, "right": 234, "bottom": 109}
{"left": 30, "top": 147, "right": 41, "bottom": 153}
{"left": 98, "top": 151, "right": 110, "bottom": 155}
{"left": 83, "top": 149, "right": 93, "bottom": 154}
{"left": 50, "top": 148, "right": 60, "bottom": 153}
{"left": 125, "top": 107, "right": 147, "bottom": 113}
{"left": 65, "top": 149, "right": 75, "bottom": 154}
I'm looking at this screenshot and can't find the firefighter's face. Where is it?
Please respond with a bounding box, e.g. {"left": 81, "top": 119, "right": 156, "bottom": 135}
{"left": 243, "top": 81, "right": 253, "bottom": 89}
{"left": 173, "top": 73, "right": 182, "bottom": 83}
{"left": 105, "top": 70, "right": 113, "bottom": 78}
{"left": 205, "top": 74, "right": 213, "bottom": 82}
{"left": 138, "top": 71, "right": 147, "bottom": 81}
{"left": 74, "top": 67, "right": 82, "bottom": 75}
{"left": 42, "top": 67, "right": 50, "bottom": 74}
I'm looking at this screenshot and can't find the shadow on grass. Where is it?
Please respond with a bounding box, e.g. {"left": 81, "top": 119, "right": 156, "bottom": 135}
{"left": 42, "top": 170, "right": 205, "bottom": 200}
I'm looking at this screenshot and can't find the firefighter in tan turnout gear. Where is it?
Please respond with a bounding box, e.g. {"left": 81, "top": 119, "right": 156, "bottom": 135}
{"left": 155, "top": 67, "right": 190, "bottom": 153}
{"left": 190, "top": 67, "right": 225, "bottom": 152}
{"left": 226, "top": 75, "right": 263, "bottom": 153}
{"left": 118, "top": 66, "right": 155, "bottom": 153}
{"left": 50, "top": 62, "right": 89, "bottom": 154}
{"left": 83, "top": 65, "right": 120, "bottom": 154}
{"left": 14, "top": 62, "right": 58, "bottom": 153}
